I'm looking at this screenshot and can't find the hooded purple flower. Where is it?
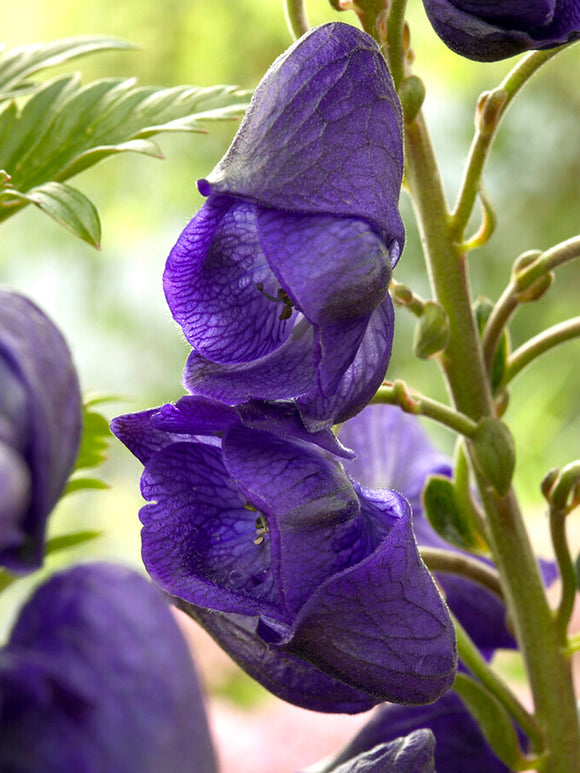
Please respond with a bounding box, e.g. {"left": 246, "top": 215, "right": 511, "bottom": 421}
{"left": 0, "top": 289, "right": 82, "bottom": 572}
{"left": 0, "top": 562, "right": 217, "bottom": 773}
{"left": 164, "top": 22, "right": 404, "bottom": 431}
{"left": 112, "top": 395, "right": 456, "bottom": 714}
{"left": 315, "top": 691, "right": 512, "bottom": 772}
{"left": 423, "top": 0, "right": 580, "bottom": 61}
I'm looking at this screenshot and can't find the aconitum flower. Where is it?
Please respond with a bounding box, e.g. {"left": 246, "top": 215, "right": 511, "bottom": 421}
{"left": 0, "top": 289, "right": 81, "bottom": 572}
{"left": 112, "top": 396, "right": 456, "bottom": 714}
{"left": 0, "top": 562, "right": 217, "bottom": 773}
{"left": 316, "top": 691, "right": 511, "bottom": 773}
{"left": 164, "top": 21, "right": 404, "bottom": 431}
{"left": 423, "top": 0, "right": 580, "bottom": 61}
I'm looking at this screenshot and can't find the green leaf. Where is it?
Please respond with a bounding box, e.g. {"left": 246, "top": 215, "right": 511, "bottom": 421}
{"left": 74, "top": 404, "right": 112, "bottom": 472}
{"left": 3, "top": 182, "right": 101, "bottom": 247}
{"left": 423, "top": 475, "right": 483, "bottom": 552}
{"left": 453, "top": 673, "right": 523, "bottom": 769}
{"left": 0, "top": 36, "right": 136, "bottom": 100}
{"left": 45, "top": 530, "right": 102, "bottom": 556}
{"left": 0, "top": 71, "right": 249, "bottom": 241}
{"left": 64, "top": 477, "right": 110, "bottom": 495}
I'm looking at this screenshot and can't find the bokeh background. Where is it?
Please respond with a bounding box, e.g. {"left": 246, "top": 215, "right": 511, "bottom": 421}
{"left": 0, "top": 1, "right": 579, "bottom": 770}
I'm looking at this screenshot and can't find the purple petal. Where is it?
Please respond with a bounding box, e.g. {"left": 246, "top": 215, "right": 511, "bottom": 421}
{"left": 256, "top": 208, "right": 392, "bottom": 395}
{"left": 0, "top": 563, "right": 216, "bottom": 773}
{"left": 299, "top": 297, "right": 395, "bottom": 430}
{"left": 324, "top": 691, "right": 512, "bottom": 772}
{"left": 322, "top": 729, "right": 435, "bottom": 773}
{"left": 222, "top": 427, "right": 361, "bottom": 614}
{"left": 0, "top": 289, "right": 81, "bottom": 572}
{"left": 175, "top": 599, "right": 379, "bottom": 714}
{"left": 164, "top": 196, "right": 296, "bottom": 362}
{"left": 287, "top": 484, "right": 457, "bottom": 704}
{"left": 203, "top": 22, "right": 404, "bottom": 258}
{"left": 139, "top": 440, "right": 281, "bottom": 618}
{"left": 423, "top": 0, "right": 580, "bottom": 61}
{"left": 184, "top": 317, "right": 317, "bottom": 402}
{"left": 339, "top": 404, "right": 452, "bottom": 502}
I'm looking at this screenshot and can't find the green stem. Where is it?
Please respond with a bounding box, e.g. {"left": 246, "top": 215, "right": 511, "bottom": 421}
{"left": 372, "top": 381, "right": 478, "bottom": 438}
{"left": 452, "top": 47, "right": 568, "bottom": 238}
{"left": 283, "top": 0, "right": 309, "bottom": 40}
{"left": 549, "top": 502, "right": 577, "bottom": 641}
{"left": 420, "top": 547, "right": 503, "bottom": 600}
{"left": 515, "top": 235, "right": 580, "bottom": 292}
{"left": 505, "top": 317, "right": 580, "bottom": 384}
{"left": 403, "top": 83, "right": 580, "bottom": 773}
{"left": 482, "top": 284, "right": 520, "bottom": 374}
{"left": 454, "top": 616, "right": 544, "bottom": 751}
{"left": 386, "top": 0, "right": 408, "bottom": 88}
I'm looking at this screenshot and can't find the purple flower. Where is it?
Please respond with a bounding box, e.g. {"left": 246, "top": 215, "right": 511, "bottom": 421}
{"left": 423, "top": 0, "right": 580, "bottom": 61}
{"left": 0, "top": 562, "right": 217, "bottom": 773}
{"left": 164, "top": 22, "right": 404, "bottom": 431}
{"left": 316, "top": 691, "right": 511, "bottom": 772}
{"left": 0, "top": 289, "right": 81, "bottom": 572}
{"left": 112, "top": 396, "right": 456, "bottom": 714}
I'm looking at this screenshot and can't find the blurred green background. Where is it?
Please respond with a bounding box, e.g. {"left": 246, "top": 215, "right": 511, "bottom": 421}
{"left": 0, "top": 0, "right": 578, "bottom": 622}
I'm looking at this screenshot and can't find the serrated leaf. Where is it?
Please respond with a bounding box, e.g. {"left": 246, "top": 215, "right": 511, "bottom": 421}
{"left": 423, "top": 475, "right": 483, "bottom": 552}
{"left": 4, "top": 182, "right": 101, "bottom": 247}
{"left": 75, "top": 405, "right": 112, "bottom": 471}
{"left": 0, "top": 36, "right": 136, "bottom": 99}
{"left": 45, "top": 530, "right": 102, "bottom": 555}
{"left": 454, "top": 673, "right": 523, "bottom": 769}
{"left": 0, "top": 73, "right": 249, "bottom": 241}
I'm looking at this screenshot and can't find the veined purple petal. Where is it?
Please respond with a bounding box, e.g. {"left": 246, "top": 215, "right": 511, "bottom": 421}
{"left": 323, "top": 691, "right": 512, "bottom": 772}
{"left": 423, "top": 0, "right": 580, "bottom": 61}
{"left": 223, "top": 427, "right": 362, "bottom": 614}
{"left": 175, "top": 599, "right": 379, "bottom": 714}
{"left": 320, "top": 729, "right": 435, "bottom": 773}
{"left": 140, "top": 440, "right": 281, "bottom": 618}
{"left": 184, "top": 317, "right": 317, "bottom": 403}
{"left": 299, "top": 297, "right": 395, "bottom": 430}
{"left": 0, "top": 563, "right": 217, "bottom": 773}
{"left": 288, "top": 484, "right": 457, "bottom": 704}
{"left": 164, "top": 196, "right": 296, "bottom": 363}
{"left": 203, "top": 22, "right": 404, "bottom": 258}
{"left": 0, "top": 289, "right": 81, "bottom": 572}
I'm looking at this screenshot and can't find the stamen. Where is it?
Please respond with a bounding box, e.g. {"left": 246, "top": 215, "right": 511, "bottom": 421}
{"left": 256, "top": 282, "right": 295, "bottom": 321}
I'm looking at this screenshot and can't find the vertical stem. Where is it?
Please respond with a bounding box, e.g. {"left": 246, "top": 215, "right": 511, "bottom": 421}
{"left": 404, "top": 111, "right": 580, "bottom": 770}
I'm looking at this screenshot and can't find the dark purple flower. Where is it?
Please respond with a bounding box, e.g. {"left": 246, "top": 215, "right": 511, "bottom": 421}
{"left": 112, "top": 396, "right": 456, "bottom": 714}
{"left": 0, "top": 562, "right": 217, "bottom": 773}
{"left": 0, "top": 289, "right": 82, "bottom": 572}
{"left": 316, "top": 691, "right": 511, "bottom": 772}
{"left": 423, "top": 0, "right": 580, "bottom": 61}
{"left": 164, "top": 22, "right": 404, "bottom": 431}
{"left": 311, "top": 728, "right": 436, "bottom": 772}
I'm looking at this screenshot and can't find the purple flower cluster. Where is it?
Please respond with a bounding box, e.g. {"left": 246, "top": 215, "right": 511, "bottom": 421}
{"left": 113, "top": 21, "right": 460, "bottom": 721}
{"left": 423, "top": 0, "right": 580, "bottom": 61}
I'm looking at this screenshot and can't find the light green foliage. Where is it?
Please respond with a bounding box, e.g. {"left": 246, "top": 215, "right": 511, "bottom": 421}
{"left": 0, "top": 36, "right": 249, "bottom": 243}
